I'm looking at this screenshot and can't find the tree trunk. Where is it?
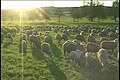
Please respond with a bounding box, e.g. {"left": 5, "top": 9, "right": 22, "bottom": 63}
{"left": 58, "top": 15, "right": 60, "bottom": 22}
{"left": 114, "top": 17, "right": 117, "bottom": 22}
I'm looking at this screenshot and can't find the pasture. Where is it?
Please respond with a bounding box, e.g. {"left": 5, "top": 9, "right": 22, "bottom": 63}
{"left": 1, "top": 20, "right": 119, "bottom": 80}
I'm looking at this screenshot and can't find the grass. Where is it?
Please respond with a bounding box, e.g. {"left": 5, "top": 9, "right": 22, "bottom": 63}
{"left": 1, "top": 18, "right": 119, "bottom": 80}
{"left": 1, "top": 28, "right": 119, "bottom": 80}
{"left": 1, "top": 16, "right": 119, "bottom": 27}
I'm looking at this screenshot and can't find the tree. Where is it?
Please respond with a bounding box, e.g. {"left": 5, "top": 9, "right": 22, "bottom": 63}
{"left": 55, "top": 7, "right": 64, "bottom": 22}
{"left": 71, "top": 7, "right": 81, "bottom": 22}
{"left": 112, "top": 0, "right": 119, "bottom": 22}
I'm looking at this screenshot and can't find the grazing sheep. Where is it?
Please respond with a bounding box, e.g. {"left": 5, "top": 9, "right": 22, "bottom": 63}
{"left": 85, "top": 42, "right": 100, "bottom": 67}
{"left": 75, "top": 34, "right": 86, "bottom": 43}
{"left": 62, "top": 40, "right": 77, "bottom": 56}
{"left": 6, "top": 33, "right": 13, "bottom": 44}
{"left": 87, "top": 34, "right": 96, "bottom": 43}
{"left": 70, "top": 49, "right": 86, "bottom": 67}
{"left": 19, "top": 34, "right": 27, "bottom": 42}
{"left": 97, "top": 48, "right": 109, "bottom": 72}
{"left": 29, "top": 34, "right": 40, "bottom": 47}
{"left": 109, "top": 32, "right": 118, "bottom": 39}
{"left": 100, "top": 37, "right": 111, "bottom": 43}
{"left": 55, "top": 33, "right": 62, "bottom": 44}
{"left": 61, "top": 33, "right": 68, "bottom": 41}
{"left": 44, "top": 35, "right": 53, "bottom": 44}
{"left": 72, "top": 40, "right": 85, "bottom": 53}
{"left": 100, "top": 40, "right": 117, "bottom": 54}
{"left": 41, "top": 42, "right": 52, "bottom": 57}
{"left": 1, "top": 33, "right": 4, "bottom": 43}
{"left": 86, "top": 42, "right": 100, "bottom": 53}
{"left": 18, "top": 40, "right": 27, "bottom": 55}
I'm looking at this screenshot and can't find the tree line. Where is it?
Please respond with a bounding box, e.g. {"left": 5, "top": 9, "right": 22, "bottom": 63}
{"left": 1, "top": 1, "right": 119, "bottom": 22}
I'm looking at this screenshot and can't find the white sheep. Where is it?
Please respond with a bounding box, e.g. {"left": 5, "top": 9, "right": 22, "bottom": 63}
{"left": 100, "top": 39, "right": 117, "bottom": 54}
{"left": 41, "top": 42, "right": 52, "bottom": 57}
{"left": 18, "top": 40, "right": 27, "bottom": 55}
{"left": 70, "top": 49, "right": 86, "bottom": 68}
{"left": 97, "top": 48, "right": 109, "bottom": 72}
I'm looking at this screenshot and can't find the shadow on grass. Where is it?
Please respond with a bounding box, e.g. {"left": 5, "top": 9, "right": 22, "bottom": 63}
{"left": 3, "top": 43, "right": 10, "bottom": 48}
{"left": 46, "top": 59, "right": 67, "bottom": 80}
{"left": 51, "top": 44, "right": 62, "bottom": 58}
{"left": 31, "top": 47, "right": 44, "bottom": 60}
{"left": 74, "top": 58, "right": 119, "bottom": 80}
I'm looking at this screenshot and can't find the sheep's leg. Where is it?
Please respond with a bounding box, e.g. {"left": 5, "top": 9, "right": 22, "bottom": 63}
{"left": 85, "top": 52, "right": 90, "bottom": 67}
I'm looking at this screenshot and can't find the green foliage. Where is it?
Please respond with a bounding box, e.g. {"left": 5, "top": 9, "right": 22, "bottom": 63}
{"left": 55, "top": 7, "right": 64, "bottom": 22}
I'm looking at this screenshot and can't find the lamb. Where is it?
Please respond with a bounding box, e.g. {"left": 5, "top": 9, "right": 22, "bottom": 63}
{"left": 41, "top": 42, "right": 52, "bottom": 57}
{"left": 55, "top": 33, "right": 62, "bottom": 44}
{"left": 100, "top": 40, "right": 117, "bottom": 54}
{"left": 97, "top": 48, "right": 109, "bottom": 72}
{"left": 70, "top": 49, "right": 86, "bottom": 67}
{"left": 18, "top": 40, "right": 27, "bottom": 55}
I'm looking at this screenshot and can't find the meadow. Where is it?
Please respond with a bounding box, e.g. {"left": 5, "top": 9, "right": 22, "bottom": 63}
{"left": 1, "top": 18, "right": 119, "bottom": 80}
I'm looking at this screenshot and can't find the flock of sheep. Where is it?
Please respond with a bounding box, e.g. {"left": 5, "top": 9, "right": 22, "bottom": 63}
{"left": 1, "top": 24, "right": 119, "bottom": 72}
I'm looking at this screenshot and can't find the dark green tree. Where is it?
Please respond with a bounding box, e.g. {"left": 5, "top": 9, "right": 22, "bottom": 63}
{"left": 55, "top": 7, "right": 64, "bottom": 22}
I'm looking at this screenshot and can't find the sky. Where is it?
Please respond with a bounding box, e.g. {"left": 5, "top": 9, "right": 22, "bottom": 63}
{"left": 1, "top": 0, "right": 114, "bottom": 9}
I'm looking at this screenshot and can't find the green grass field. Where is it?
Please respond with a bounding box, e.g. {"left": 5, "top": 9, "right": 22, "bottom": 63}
{"left": 1, "top": 16, "right": 119, "bottom": 27}
{"left": 1, "top": 19, "right": 119, "bottom": 80}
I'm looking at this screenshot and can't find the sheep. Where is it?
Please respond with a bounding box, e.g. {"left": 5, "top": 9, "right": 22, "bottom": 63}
{"left": 100, "top": 40, "right": 117, "bottom": 54}
{"left": 19, "top": 34, "right": 27, "bottom": 42}
{"left": 6, "top": 33, "right": 13, "bottom": 44}
{"left": 87, "top": 34, "right": 96, "bottom": 43}
{"left": 85, "top": 42, "right": 100, "bottom": 67}
{"left": 70, "top": 49, "right": 86, "bottom": 68}
{"left": 26, "top": 30, "right": 32, "bottom": 41}
{"left": 97, "top": 48, "right": 109, "bottom": 72}
{"left": 61, "top": 33, "right": 68, "bottom": 41}
{"left": 100, "top": 37, "right": 111, "bottom": 43}
{"left": 44, "top": 35, "right": 53, "bottom": 44}
{"left": 41, "top": 42, "right": 52, "bottom": 57}
{"left": 86, "top": 42, "right": 100, "bottom": 53}
{"left": 72, "top": 40, "right": 85, "bottom": 53}
{"left": 55, "top": 33, "right": 62, "bottom": 44}
{"left": 109, "top": 32, "right": 118, "bottom": 39}
{"left": 29, "top": 34, "right": 40, "bottom": 47}
{"left": 18, "top": 40, "right": 27, "bottom": 55}
{"left": 62, "top": 40, "right": 77, "bottom": 56}
{"left": 75, "top": 34, "right": 86, "bottom": 43}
